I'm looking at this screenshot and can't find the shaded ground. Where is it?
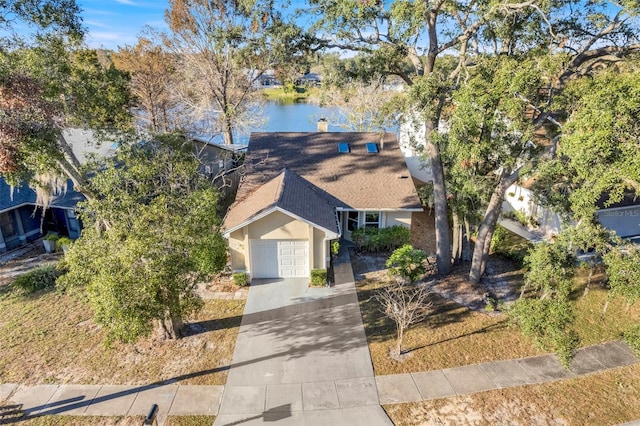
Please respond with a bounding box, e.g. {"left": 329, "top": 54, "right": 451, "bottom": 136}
{"left": 350, "top": 249, "right": 524, "bottom": 312}
{"left": 0, "top": 243, "right": 61, "bottom": 287}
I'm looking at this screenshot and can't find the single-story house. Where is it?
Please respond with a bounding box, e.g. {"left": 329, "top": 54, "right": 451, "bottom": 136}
{"left": 0, "top": 179, "right": 84, "bottom": 253}
{"left": 222, "top": 132, "right": 423, "bottom": 279}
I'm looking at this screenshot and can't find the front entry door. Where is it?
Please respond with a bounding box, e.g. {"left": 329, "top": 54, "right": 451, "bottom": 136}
{"left": 341, "top": 211, "right": 359, "bottom": 242}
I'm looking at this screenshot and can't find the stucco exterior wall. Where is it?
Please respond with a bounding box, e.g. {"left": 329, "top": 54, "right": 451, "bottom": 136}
{"left": 503, "top": 184, "right": 562, "bottom": 237}
{"left": 248, "top": 211, "right": 309, "bottom": 240}
{"left": 313, "top": 228, "right": 326, "bottom": 269}
{"left": 597, "top": 206, "right": 640, "bottom": 238}
{"left": 384, "top": 211, "right": 413, "bottom": 228}
{"left": 228, "top": 229, "right": 247, "bottom": 272}
{"left": 227, "top": 210, "right": 334, "bottom": 275}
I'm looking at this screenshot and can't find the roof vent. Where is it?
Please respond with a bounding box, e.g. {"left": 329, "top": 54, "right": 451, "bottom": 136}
{"left": 338, "top": 142, "right": 350, "bottom": 153}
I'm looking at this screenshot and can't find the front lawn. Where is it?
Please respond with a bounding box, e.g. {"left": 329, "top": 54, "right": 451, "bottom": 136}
{"left": 384, "top": 364, "right": 640, "bottom": 425}
{"left": 356, "top": 277, "right": 542, "bottom": 375}
{"left": 355, "top": 256, "right": 640, "bottom": 376}
{"left": 0, "top": 286, "right": 244, "bottom": 386}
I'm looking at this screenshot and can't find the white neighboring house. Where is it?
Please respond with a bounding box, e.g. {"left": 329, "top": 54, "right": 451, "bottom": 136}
{"left": 398, "top": 118, "right": 640, "bottom": 243}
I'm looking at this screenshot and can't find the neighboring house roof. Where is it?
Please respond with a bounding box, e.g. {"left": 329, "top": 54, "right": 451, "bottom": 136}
{"left": 63, "top": 128, "right": 118, "bottom": 163}
{"left": 0, "top": 181, "right": 36, "bottom": 212}
{"left": 191, "top": 136, "right": 248, "bottom": 154}
{"left": 236, "top": 132, "right": 422, "bottom": 211}
{"left": 224, "top": 168, "right": 339, "bottom": 237}
{"left": 0, "top": 178, "right": 84, "bottom": 213}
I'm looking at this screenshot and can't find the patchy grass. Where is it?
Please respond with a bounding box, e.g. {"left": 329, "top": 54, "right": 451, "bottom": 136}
{"left": 0, "top": 287, "right": 244, "bottom": 385}
{"left": 0, "top": 415, "right": 144, "bottom": 425}
{"left": 572, "top": 267, "right": 640, "bottom": 347}
{"left": 260, "top": 86, "right": 319, "bottom": 102}
{"left": 165, "top": 415, "right": 217, "bottom": 425}
{"left": 384, "top": 364, "right": 640, "bottom": 425}
{"left": 356, "top": 260, "right": 640, "bottom": 376}
{"left": 356, "top": 278, "right": 542, "bottom": 375}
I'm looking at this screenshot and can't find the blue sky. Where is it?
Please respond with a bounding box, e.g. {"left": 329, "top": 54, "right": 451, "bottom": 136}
{"left": 78, "top": 0, "right": 169, "bottom": 50}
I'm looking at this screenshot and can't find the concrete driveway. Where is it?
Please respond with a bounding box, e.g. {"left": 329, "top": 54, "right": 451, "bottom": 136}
{"left": 214, "top": 275, "right": 392, "bottom": 425}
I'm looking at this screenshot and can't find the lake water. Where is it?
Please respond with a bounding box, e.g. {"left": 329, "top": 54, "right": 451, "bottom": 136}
{"left": 235, "top": 100, "right": 341, "bottom": 144}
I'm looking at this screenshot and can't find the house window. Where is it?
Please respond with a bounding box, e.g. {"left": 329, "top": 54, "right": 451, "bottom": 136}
{"left": 364, "top": 211, "right": 380, "bottom": 228}
{"left": 67, "top": 210, "right": 79, "bottom": 232}
{"left": 0, "top": 212, "right": 16, "bottom": 237}
{"left": 347, "top": 211, "right": 359, "bottom": 231}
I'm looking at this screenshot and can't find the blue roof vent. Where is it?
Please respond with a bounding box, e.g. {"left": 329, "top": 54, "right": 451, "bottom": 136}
{"left": 366, "top": 142, "right": 379, "bottom": 153}
{"left": 338, "top": 142, "right": 350, "bottom": 153}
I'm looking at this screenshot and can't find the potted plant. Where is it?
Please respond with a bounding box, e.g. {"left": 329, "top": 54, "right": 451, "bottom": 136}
{"left": 56, "top": 237, "right": 73, "bottom": 253}
{"left": 42, "top": 233, "right": 59, "bottom": 253}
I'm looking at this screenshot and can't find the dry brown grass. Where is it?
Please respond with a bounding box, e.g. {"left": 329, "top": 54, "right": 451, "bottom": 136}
{"left": 356, "top": 259, "right": 640, "bottom": 377}
{"left": 356, "top": 278, "right": 543, "bottom": 375}
{"left": 384, "top": 364, "right": 640, "bottom": 425}
{"left": 0, "top": 287, "right": 244, "bottom": 386}
{"left": 0, "top": 415, "right": 145, "bottom": 425}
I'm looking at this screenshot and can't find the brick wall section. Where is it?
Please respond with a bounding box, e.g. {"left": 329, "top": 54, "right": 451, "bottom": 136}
{"left": 410, "top": 209, "right": 437, "bottom": 255}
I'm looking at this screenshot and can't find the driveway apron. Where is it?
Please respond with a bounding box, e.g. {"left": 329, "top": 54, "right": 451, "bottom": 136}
{"left": 215, "top": 256, "right": 392, "bottom": 425}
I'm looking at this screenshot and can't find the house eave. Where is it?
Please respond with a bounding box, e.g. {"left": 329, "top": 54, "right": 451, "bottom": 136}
{"left": 222, "top": 206, "right": 339, "bottom": 239}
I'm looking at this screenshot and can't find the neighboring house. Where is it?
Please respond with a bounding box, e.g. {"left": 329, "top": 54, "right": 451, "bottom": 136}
{"left": 296, "top": 73, "right": 322, "bottom": 86}
{"left": 222, "top": 132, "right": 423, "bottom": 279}
{"left": 0, "top": 179, "right": 83, "bottom": 253}
{"left": 502, "top": 185, "right": 640, "bottom": 244}
{"left": 0, "top": 130, "right": 241, "bottom": 254}
{"left": 399, "top": 117, "right": 640, "bottom": 244}
{"left": 191, "top": 136, "right": 247, "bottom": 200}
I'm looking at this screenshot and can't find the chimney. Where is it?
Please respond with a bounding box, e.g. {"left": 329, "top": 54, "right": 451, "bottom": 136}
{"left": 317, "top": 118, "right": 328, "bottom": 132}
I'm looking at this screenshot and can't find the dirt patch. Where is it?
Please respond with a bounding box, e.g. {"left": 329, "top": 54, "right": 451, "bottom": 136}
{"left": 0, "top": 243, "right": 62, "bottom": 287}
{"left": 350, "top": 248, "right": 523, "bottom": 311}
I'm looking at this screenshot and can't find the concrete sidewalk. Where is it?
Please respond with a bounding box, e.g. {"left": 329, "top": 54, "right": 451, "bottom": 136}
{"left": 0, "top": 383, "right": 222, "bottom": 423}
{"left": 375, "top": 340, "right": 638, "bottom": 405}
{"left": 2, "top": 341, "right": 638, "bottom": 424}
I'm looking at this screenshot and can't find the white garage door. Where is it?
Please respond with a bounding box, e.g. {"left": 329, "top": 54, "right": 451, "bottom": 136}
{"left": 250, "top": 240, "right": 309, "bottom": 278}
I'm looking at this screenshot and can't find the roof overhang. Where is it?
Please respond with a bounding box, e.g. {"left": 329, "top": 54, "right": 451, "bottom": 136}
{"left": 223, "top": 206, "right": 339, "bottom": 240}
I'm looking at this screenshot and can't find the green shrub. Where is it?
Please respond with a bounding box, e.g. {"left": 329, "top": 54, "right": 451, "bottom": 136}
{"left": 331, "top": 240, "right": 340, "bottom": 256}
{"left": 386, "top": 245, "right": 428, "bottom": 284}
{"left": 352, "top": 226, "right": 410, "bottom": 253}
{"left": 233, "top": 272, "right": 248, "bottom": 287}
{"left": 44, "top": 233, "right": 59, "bottom": 241}
{"left": 13, "top": 265, "right": 62, "bottom": 294}
{"left": 310, "top": 269, "right": 327, "bottom": 287}
{"left": 490, "top": 225, "right": 533, "bottom": 266}
{"left": 55, "top": 237, "right": 73, "bottom": 251}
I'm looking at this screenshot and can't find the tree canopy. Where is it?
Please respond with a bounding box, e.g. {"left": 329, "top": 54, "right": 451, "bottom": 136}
{"left": 59, "top": 135, "right": 227, "bottom": 343}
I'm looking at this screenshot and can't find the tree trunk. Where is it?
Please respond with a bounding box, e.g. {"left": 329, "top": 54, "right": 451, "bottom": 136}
{"left": 462, "top": 216, "right": 472, "bottom": 262}
{"left": 452, "top": 213, "right": 462, "bottom": 263}
{"left": 222, "top": 115, "right": 234, "bottom": 145}
{"left": 396, "top": 325, "right": 404, "bottom": 356}
{"left": 425, "top": 121, "right": 452, "bottom": 275}
{"left": 469, "top": 169, "right": 520, "bottom": 284}
{"left": 158, "top": 313, "right": 184, "bottom": 340}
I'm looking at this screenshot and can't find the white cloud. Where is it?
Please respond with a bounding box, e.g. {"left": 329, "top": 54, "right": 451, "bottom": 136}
{"left": 114, "top": 0, "right": 137, "bottom": 5}
{"left": 85, "top": 20, "right": 112, "bottom": 29}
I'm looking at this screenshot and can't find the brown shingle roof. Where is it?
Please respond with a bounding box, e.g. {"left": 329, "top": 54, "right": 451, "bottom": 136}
{"left": 223, "top": 168, "right": 340, "bottom": 235}
{"left": 236, "top": 132, "right": 422, "bottom": 210}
